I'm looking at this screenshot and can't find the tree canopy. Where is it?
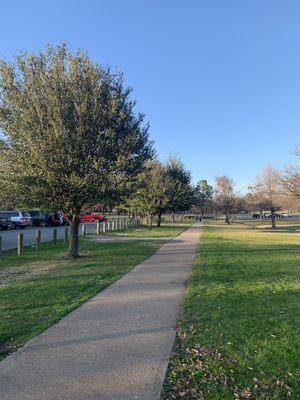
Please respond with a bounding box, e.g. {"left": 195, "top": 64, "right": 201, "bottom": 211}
{"left": 193, "top": 179, "right": 213, "bottom": 216}
{"left": 130, "top": 159, "right": 170, "bottom": 229}
{"left": 0, "top": 44, "right": 153, "bottom": 256}
{"left": 165, "top": 155, "right": 193, "bottom": 221}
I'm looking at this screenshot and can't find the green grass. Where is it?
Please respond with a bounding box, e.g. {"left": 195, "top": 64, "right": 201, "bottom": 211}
{"left": 162, "top": 222, "right": 300, "bottom": 400}
{"left": 103, "top": 222, "right": 191, "bottom": 238}
{"left": 0, "top": 223, "right": 187, "bottom": 361}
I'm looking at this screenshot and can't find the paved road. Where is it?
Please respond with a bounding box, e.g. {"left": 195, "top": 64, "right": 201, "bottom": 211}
{"left": 0, "top": 223, "right": 201, "bottom": 400}
{"left": 0, "top": 223, "right": 99, "bottom": 251}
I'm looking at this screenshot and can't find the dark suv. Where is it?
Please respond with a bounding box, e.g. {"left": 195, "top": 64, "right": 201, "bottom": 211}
{"left": 0, "top": 215, "right": 11, "bottom": 230}
{"left": 28, "top": 210, "right": 45, "bottom": 227}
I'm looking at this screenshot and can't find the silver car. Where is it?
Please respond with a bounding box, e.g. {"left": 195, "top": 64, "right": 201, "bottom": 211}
{"left": 0, "top": 211, "right": 32, "bottom": 229}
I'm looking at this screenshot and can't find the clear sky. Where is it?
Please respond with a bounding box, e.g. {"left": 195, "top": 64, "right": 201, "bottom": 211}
{"left": 1, "top": 0, "right": 300, "bottom": 189}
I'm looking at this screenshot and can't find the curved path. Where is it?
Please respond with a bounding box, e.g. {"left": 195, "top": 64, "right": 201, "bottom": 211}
{"left": 0, "top": 223, "right": 201, "bottom": 400}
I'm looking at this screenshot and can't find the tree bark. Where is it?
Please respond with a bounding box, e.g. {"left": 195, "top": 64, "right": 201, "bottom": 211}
{"left": 171, "top": 211, "right": 175, "bottom": 223}
{"left": 148, "top": 215, "right": 153, "bottom": 230}
{"left": 271, "top": 209, "right": 276, "bottom": 230}
{"left": 260, "top": 211, "right": 263, "bottom": 223}
{"left": 157, "top": 211, "right": 162, "bottom": 227}
{"left": 68, "top": 216, "right": 80, "bottom": 258}
{"left": 225, "top": 211, "right": 230, "bottom": 224}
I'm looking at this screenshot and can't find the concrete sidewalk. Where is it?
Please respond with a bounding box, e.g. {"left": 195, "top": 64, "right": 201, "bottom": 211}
{"left": 0, "top": 224, "right": 201, "bottom": 400}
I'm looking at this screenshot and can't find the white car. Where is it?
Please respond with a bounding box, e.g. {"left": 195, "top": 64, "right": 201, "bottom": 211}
{"left": 0, "top": 211, "right": 32, "bottom": 229}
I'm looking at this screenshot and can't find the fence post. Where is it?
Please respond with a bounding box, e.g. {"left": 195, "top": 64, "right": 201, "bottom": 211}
{"left": 82, "top": 224, "right": 86, "bottom": 237}
{"left": 53, "top": 228, "right": 57, "bottom": 245}
{"left": 0, "top": 236, "right": 2, "bottom": 256}
{"left": 64, "top": 227, "right": 69, "bottom": 244}
{"left": 35, "top": 230, "right": 41, "bottom": 250}
{"left": 102, "top": 222, "right": 106, "bottom": 233}
{"left": 18, "top": 233, "right": 24, "bottom": 256}
{"left": 96, "top": 222, "right": 100, "bottom": 235}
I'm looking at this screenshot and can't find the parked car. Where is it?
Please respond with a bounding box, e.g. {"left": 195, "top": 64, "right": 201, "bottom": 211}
{"left": 56, "top": 211, "right": 69, "bottom": 225}
{"left": 0, "top": 211, "right": 32, "bottom": 229}
{"left": 252, "top": 213, "right": 261, "bottom": 219}
{"left": 266, "top": 213, "right": 284, "bottom": 219}
{"left": 44, "top": 212, "right": 61, "bottom": 227}
{"left": 28, "top": 210, "right": 45, "bottom": 227}
{"left": 0, "top": 215, "right": 11, "bottom": 230}
{"left": 79, "top": 211, "right": 106, "bottom": 223}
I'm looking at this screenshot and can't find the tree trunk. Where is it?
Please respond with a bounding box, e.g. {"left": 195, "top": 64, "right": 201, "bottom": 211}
{"left": 271, "top": 209, "right": 276, "bottom": 230}
{"left": 260, "top": 211, "right": 263, "bottom": 223}
{"left": 171, "top": 212, "right": 175, "bottom": 223}
{"left": 157, "top": 211, "right": 162, "bottom": 227}
{"left": 68, "top": 216, "right": 80, "bottom": 258}
{"left": 225, "top": 211, "right": 230, "bottom": 224}
{"left": 148, "top": 214, "right": 153, "bottom": 230}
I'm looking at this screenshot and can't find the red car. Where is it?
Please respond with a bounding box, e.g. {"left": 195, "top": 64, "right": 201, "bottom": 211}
{"left": 79, "top": 212, "right": 106, "bottom": 223}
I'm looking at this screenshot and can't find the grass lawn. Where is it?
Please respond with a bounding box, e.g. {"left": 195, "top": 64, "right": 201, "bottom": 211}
{"left": 102, "top": 221, "right": 191, "bottom": 238}
{"left": 162, "top": 221, "right": 300, "bottom": 400}
{"left": 0, "top": 223, "right": 188, "bottom": 361}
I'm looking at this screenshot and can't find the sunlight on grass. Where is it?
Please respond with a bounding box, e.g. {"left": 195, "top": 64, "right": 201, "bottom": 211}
{"left": 162, "top": 221, "right": 300, "bottom": 400}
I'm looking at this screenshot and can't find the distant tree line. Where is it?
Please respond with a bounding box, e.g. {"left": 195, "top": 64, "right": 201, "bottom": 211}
{"left": 192, "top": 159, "right": 300, "bottom": 230}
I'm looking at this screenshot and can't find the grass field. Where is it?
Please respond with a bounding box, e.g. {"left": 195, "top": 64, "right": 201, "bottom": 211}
{"left": 162, "top": 221, "right": 300, "bottom": 400}
{"left": 103, "top": 221, "right": 191, "bottom": 238}
{"left": 0, "top": 223, "right": 188, "bottom": 361}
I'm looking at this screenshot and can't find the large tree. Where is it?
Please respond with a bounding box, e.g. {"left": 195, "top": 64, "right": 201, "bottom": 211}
{"left": 193, "top": 179, "right": 213, "bottom": 217}
{"left": 165, "top": 155, "right": 193, "bottom": 223}
{"left": 0, "top": 44, "right": 153, "bottom": 257}
{"left": 131, "top": 160, "right": 170, "bottom": 230}
{"left": 213, "top": 175, "right": 236, "bottom": 224}
{"left": 250, "top": 165, "right": 282, "bottom": 229}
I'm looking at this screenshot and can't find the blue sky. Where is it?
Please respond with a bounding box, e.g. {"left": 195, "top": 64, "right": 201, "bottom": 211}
{"left": 1, "top": 0, "right": 300, "bottom": 190}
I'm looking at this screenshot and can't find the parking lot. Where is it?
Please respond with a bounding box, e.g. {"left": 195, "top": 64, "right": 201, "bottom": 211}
{"left": 0, "top": 223, "right": 98, "bottom": 251}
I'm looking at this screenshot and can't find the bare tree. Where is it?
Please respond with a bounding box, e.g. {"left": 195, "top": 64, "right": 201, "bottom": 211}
{"left": 281, "top": 164, "right": 300, "bottom": 199}
{"left": 213, "top": 176, "right": 236, "bottom": 224}
{"left": 250, "top": 165, "right": 282, "bottom": 229}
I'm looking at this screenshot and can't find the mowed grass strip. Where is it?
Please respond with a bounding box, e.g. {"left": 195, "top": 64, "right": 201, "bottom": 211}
{"left": 0, "top": 223, "right": 187, "bottom": 361}
{"left": 103, "top": 221, "right": 191, "bottom": 238}
{"left": 162, "top": 222, "right": 300, "bottom": 400}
